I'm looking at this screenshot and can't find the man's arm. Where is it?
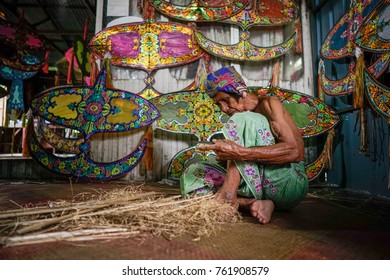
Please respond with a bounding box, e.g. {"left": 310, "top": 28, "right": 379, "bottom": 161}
{"left": 199, "top": 97, "right": 304, "bottom": 165}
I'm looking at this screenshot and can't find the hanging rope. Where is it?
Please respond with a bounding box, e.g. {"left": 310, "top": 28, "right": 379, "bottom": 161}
{"left": 67, "top": 49, "right": 75, "bottom": 85}
{"left": 144, "top": 126, "right": 154, "bottom": 176}
{"left": 293, "top": 19, "right": 303, "bottom": 55}
{"left": 268, "top": 60, "right": 280, "bottom": 93}
{"left": 317, "top": 59, "right": 325, "bottom": 101}
{"left": 323, "top": 128, "right": 336, "bottom": 170}
{"left": 354, "top": 47, "right": 364, "bottom": 110}
{"left": 103, "top": 53, "right": 113, "bottom": 88}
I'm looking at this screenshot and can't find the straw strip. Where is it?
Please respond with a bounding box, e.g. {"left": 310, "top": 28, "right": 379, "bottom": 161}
{"left": 0, "top": 185, "right": 241, "bottom": 247}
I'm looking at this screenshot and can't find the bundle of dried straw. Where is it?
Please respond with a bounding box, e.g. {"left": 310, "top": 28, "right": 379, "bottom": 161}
{"left": 0, "top": 185, "right": 241, "bottom": 247}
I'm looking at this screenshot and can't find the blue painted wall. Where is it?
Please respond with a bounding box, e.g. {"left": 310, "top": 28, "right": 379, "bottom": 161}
{"left": 310, "top": 0, "right": 390, "bottom": 197}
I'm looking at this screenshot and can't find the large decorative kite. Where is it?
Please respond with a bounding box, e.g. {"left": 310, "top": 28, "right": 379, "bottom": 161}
{"left": 0, "top": 62, "right": 38, "bottom": 112}
{"left": 354, "top": 0, "right": 390, "bottom": 52}
{"left": 89, "top": 21, "right": 204, "bottom": 72}
{"left": 320, "top": 0, "right": 380, "bottom": 59}
{"left": 193, "top": 0, "right": 298, "bottom": 61}
{"left": 89, "top": 21, "right": 205, "bottom": 99}
{"left": 0, "top": 16, "right": 49, "bottom": 72}
{"left": 222, "top": 0, "right": 299, "bottom": 28}
{"left": 155, "top": 84, "right": 340, "bottom": 181}
{"left": 28, "top": 67, "right": 160, "bottom": 180}
{"left": 194, "top": 31, "right": 296, "bottom": 61}
{"left": 152, "top": 90, "right": 228, "bottom": 141}
{"left": 249, "top": 86, "right": 340, "bottom": 137}
{"left": 147, "top": 0, "right": 250, "bottom": 22}
{"left": 363, "top": 68, "right": 390, "bottom": 119}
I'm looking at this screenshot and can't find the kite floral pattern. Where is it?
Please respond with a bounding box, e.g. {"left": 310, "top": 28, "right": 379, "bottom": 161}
{"left": 167, "top": 146, "right": 218, "bottom": 180}
{"left": 319, "top": 61, "right": 356, "bottom": 96}
{"left": 194, "top": 29, "right": 296, "bottom": 61}
{"left": 28, "top": 121, "right": 148, "bottom": 181}
{"left": 152, "top": 90, "right": 227, "bottom": 141}
{"left": 354, "top": 0, "right": 390, "bottom": 52}
{"left": 192, "top": 0, "right": 298, "bottom": 61}
{"left": 28, "top": 66, "right": 160, "bottom": 180}
{"left": 368, "top": 53, "right": 390, "bottom": 77}
{"left": 0, "top": 64, "right": 38, "bottom": 111}
{"left": 364, "top": 69, "right": 390, "bottom": 118}
{"left": 31, "top": 67, "right": 160, "bottom": 139}
{"left": 223, "top": 0, "right": 299, "bottom": 29}
{"left": 249, "top": 86, "right": 340, "bottom": 137}
{"left": 89, "top": 22, "right": 204, "bottom": 72}
{"left": 320, "top": 0, "right": 380, "bottom": 59}
{"left": 0, "top": 17, "right": 49, "bottom": 71}
{"left": 37, "top": 120, "right": 83, "bottom": 154}
{"left": 147, "top": 0, "right": 250, "bottom": 22}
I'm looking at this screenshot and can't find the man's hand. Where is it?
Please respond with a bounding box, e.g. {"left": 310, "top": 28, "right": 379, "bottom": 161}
{"left": 197, "top": 139, "right": 244, "bottom": 161}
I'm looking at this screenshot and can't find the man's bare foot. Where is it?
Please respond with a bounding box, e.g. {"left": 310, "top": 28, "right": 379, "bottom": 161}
{"left": 249, "top": 200, "right": 274, "bottom": 224}
{"left": 214, "top": 190, "right": 239, "bottom": 213}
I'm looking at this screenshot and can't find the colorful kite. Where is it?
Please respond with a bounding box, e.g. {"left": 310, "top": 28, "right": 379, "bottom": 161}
{"left": 28, "top": 66, "right": 160, "bottom": 180}
{"left": 147, "top": 0, "right": 250, "bottom": 22}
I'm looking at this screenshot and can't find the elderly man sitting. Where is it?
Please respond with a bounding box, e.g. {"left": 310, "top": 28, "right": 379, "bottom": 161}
{"left": 180, "top": 66, "right": 309, "bottom": 224}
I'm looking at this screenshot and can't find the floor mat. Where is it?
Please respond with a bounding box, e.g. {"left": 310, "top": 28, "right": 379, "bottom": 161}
{"left": 0, "top": 181, "right": 389, "bottom": 260}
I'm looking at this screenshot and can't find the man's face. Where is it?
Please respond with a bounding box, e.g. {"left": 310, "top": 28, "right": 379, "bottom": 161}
{"left": 212, "top": 91, "right": 244, "bottom": 116}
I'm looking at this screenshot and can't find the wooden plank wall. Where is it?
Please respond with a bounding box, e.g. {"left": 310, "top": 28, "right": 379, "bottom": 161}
{"left": 88, "top": 0, "right": 315, "bottom": 182}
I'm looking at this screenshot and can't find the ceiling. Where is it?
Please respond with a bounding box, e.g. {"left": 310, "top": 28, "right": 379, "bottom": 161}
{"left": 0, "top": 0, "right": 96, "bottom": 68}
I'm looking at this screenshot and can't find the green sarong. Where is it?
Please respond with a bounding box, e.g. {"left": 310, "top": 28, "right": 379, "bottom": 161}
{"left": 180, "top": 111, "right": 308, "bottom": 210}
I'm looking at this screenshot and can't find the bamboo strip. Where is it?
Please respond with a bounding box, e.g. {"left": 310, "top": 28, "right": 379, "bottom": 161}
{"left": 0, "top": 186, "right": 241, "bottom": 247}
{"left": 0, "top": 192, "right": 159, "bottom": 219}
{"left": 1, "top": 228, "right": 138, "bottom": 247}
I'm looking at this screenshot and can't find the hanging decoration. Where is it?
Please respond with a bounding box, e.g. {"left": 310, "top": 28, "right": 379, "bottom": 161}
{"left": 222, "top": 0, "right": 299, "bottom": 29}
{"left": 354, "top": 47, "right": 365, "bottom": 110}
{"left": 28, "top": 66, "right": 160, "bottom": 180}
{"left": 152, "top": 90, "right": 228, "bottom": 142}
{"left": 0, "top": 61, "right": 38, "bottom": 112}
{"left": 249, "top": 86, "right": 340, "bottom": 137}
{"left": 354, "top": 0, "right": 390, "bottom": 52}
{"left": 0, "top": 16, "right": 49, "bottom": 72}
{"left": 89, "top": 21, "right": 204, "bottom": 72}
{"left": 305, "top": 129, "right": 336, "bottom": 181}
{"left": 73, "top": 35, "right": 92, "bottom": 83}
{"left": 320, "top": 0, "right": 380, "bottom": 59}
{"left": 363, "top": 68, "right": 390, "bottom": 119}
{"left": 146, "top": 0, "right": 250, "bottom": 22}
{"left": 367, "top": 52, "right": 390, "bottom": 78}
{"left": 319, "top": 53, "right": 390, "bottom": 110}
{"left": 318, "top": 0, "right": 382, "bottom": 109}
{"left": 30, "top": 67, "right": 160, "bottom": 138}
{"left": 167, "top": 146, "right": 218, "bottom": 180}
{"left": 319, "top": 0, "right": 387, "bottom": 155}
{"left": 194, "top": 31, "right": 296, "bottom": 61}
{"left": 28, "top": 122, "right": 148, "bottom": 181}
{"left": 193, "top": 0, "right": 299, "bottom": 61}
{"left": 319, "top": 60, "right": 356, "bottom": 96}
{"left": 89, "top": 21, "right": 205, "bottom": 99}
{"left": 37, "top": 118, "right": 83, "bottom": 154}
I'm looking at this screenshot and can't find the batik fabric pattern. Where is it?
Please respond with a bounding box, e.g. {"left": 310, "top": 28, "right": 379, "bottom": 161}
{"left": 205, "top": 66, "right": 248, "bottom": 97}
{"left": 180, "top": 111, "right": 309, "bottom": 211}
